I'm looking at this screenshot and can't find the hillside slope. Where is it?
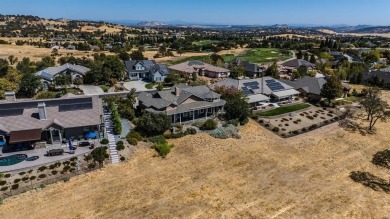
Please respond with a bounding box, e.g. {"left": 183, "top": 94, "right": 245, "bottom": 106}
{"left": 1, "top": 94, "right": 390, "bottom": 218}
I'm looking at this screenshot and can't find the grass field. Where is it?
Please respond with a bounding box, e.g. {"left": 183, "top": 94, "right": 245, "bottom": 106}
{"left": 233, "top": 48, "right": 293, "bottom": 64}
{"left": 257, "top": 103, "right": 311, "bottom": 116}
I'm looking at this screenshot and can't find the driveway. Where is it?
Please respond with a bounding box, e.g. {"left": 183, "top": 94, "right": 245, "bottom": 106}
{"left": 123, "top": 80, "right": 155, "bottom": 92}
{"left": 79, "top": 85, "right": 105, "bottom": 95}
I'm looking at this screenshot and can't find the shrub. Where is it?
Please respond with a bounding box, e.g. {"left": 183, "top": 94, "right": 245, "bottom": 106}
{"left": 153, "top": 143, "right": 173, "bottom": 158}
{"left": 1, "top": 186, "right": 8, "bottom": 191}
{"left": 372, "top": 149, "right": 390, "bottom": 169}
{"left": 292, "top": 130, "right": 299, "bottom": 135}
{"left": 251, "top": 114, "right": 259, "bottom": 120}
{"left": 272, "top": 127, "right": 280, "bottom": 132}
{"left": 259, "top": 120, "right": 264, "bottom": 124}
{"left": 164, "top": 132, "right": 186, "bottom": 139}
{"left": 148, "top": 135, "right": 167, "bottom": 144}
{"left": 209, "top": 125, "right": 240, "bottom": 139}
{"left": 175, "top": 124, "right": 183, "bottom": 132}
{"left": 91, "top": 146, "right": 109, "bottom": 164}
{"left": 38, "top": 174, "right": 46, "bottom": 179}
{"left": 126, "top": 130, "right": 142, "bottom": 141}
{"left": 63, "top": 166, "right": 70, "bottom": 172}
{"left": 63, "top": 161, "right": 70, "bottom": 166}
{"left": 70, "top": 157, "right": 77, "bottom": 161}
{"left": 228, "top": 119, "right": 239, "bottom": 127}
{"left": 0, "top": 181, "right": 6, "bottom": 186}
{"left": 38, "top": 166, "right": 47, "bottom": 172}
{"left": 136, "top": 112, "right": 172, "bottom": 136}
{"left": 116, "top": 143, "right": 125, "bottom": 151}
{"left": 120, "top": 156, "right": 126, "bottom": 161}
{"left": 51, "top": 170, "right": 58, "bottom": 175}
{"left": 240, "top": 117, "right": 249, "bottom": 125}
{"left": 27, "top": 170, "right": 33, "bottom": 174}
{"left": 84, "top": 154, "right": 92, "bottom": 162}
{"left": 185, "top": 127, "right": 197, "bottom": 135}
{"left": 306, "top": 116, "right": 314, "bottom": 120}
{"left": 11, "top": 184, "right": 19, "bottom": 190}
{"left": 18, "top": 172, "right": 26, "bottom": 175}
{"left": 70, "top": 162, "right": 76, "bottom": 167}
{"left": 100, "top": 138, "right": 109, "bottom": 144}
{"left": 88, "top": 162, "right": 96, "bottom": 169}
{"left": 99, "top": 85, "right": 109, "bottom": 92}
{"left": 63, "top": 177, "right": 70, "bottom": 182}
{"left": 127, "top": 138, "right": 138, "bottom": 146}
{"left": 69, "top": 168, "right": 76, "bottom": 172}
{"left": 14, "top": 179, "right": 21, "bottom": 183}
{"left": 30, "top": 176, "right": 36, "bottom": 181}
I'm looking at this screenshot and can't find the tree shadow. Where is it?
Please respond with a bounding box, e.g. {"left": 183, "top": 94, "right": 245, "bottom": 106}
{"left": 338, "top": 119, "right": 370, "bottom": 135}
{"left": 349, "top": 171, "right": 390, "bottom": 194}
{"left": 372, "top": 149, "right": 390, "bottom": 170}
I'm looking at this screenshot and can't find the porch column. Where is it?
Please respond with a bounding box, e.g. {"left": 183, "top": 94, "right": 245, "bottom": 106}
{"left": 192, "top": 111, "right": 195, "bottom": 122}
{"left": 49, "top": 128, "right": 53, "bottom": 144}
{"left": 180, "top": 113, "right": 182, "bottom": 124}
{"left": 59, "top": 130, "right": 62, "bottom": 143}
{"left": 174, "top": 114, "right": 176, "bottom": 123}
{"left": 206, "top": 108, "right": 208, "bottom": 119}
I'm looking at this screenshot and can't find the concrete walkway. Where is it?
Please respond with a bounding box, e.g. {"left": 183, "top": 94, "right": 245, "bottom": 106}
{"left": 104, "top": 113, "right": 120, "bottom": 164}
{"left": 80, "top": 85, "right": 105, "bottom": 95}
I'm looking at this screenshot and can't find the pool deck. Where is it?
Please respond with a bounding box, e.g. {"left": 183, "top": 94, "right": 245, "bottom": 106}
{"left": 0, "top": 140, "right": 100, "bottom": 173}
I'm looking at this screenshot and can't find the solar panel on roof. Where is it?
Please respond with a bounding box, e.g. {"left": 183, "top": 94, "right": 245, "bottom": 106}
{"left": 265, "top": 79, "right": 276, "bottom": 84}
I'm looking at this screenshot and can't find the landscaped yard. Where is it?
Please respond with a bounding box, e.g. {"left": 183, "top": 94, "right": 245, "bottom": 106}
{"left": 35, "top": 88, "right": 83, "bottom": 99}
{"left": 257, "top": 106, "right": 342, "bottom": 137}
{"left": 230, "top": 48, "right": 292, "bottom": 64}
{"left": 257, "top": 103, "right": 311, "bottom": 116}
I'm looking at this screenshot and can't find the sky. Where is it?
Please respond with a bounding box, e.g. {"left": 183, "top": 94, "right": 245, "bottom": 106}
{"left": 0, "top": 0, "right": 389, "bottom": 26}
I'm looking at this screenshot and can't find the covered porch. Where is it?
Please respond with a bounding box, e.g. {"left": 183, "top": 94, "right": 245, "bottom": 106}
{"left": 171, "top": 105, "right": 224, "bottom": 124}
{"left": 271, "top": 89, "right": 300, "bottom": 102}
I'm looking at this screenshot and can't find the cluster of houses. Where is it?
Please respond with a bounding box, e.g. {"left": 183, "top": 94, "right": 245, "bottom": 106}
{"left": 1, "top": 49, "right": 388, "bottom": 153}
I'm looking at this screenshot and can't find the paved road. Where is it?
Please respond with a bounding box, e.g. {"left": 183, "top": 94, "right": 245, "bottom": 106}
{"left": 123, "top": 80, "right": 155, "bottom": 92}
{"left": 79, "top": 85, "right": 105, "bottom": 95}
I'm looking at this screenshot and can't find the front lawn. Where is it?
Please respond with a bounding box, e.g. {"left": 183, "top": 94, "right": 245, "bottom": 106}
{"left": 145, "top": 83, "right": 154, "bottom": 89}
{"left": 35, "top": 88, "right": 82, "bottom": 99}
{"left": 257, "top": 103, "right": 311, "bottom": 116}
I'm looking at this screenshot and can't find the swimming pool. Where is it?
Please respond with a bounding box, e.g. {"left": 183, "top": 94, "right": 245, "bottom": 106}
{"left": 0, "top": 154, "right": 27, "bottom": 166}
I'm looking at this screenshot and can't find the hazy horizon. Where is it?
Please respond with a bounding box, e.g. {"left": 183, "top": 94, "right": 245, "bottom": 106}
{"left": 0, "top": 0, "right": 389, "bottom": 26}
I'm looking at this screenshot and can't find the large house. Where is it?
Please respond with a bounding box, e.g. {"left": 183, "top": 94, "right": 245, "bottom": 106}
{"left": 169, "top": 61, "right": 230, "bottom": 78}
{"left": 211, "top": 77, "right": 300, "bottom": 106}
{"left": 231, "top": 58, "right": 264, "bottom": 78}
{"left": 281, "top": 59, "right": 316, "bottom": 72}
{"left": 124, "top": 60, "right": 170, "bottom": 82}
{"left": 362, "top": 67, "right": 390, "bottom": 88}
{"left": 282, "top": 76, "right": 327, "bottom": 101}
{"left": 137, "top": 84, "right": 225, "bottom": 124}
{"left": 35, "top": 63, "right": 90, "bottom": 90}
{"left": 0, "top": 95, "right": 103, "bottom": 153}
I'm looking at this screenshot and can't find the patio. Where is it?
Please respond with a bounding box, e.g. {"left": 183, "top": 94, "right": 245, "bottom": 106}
{"left": 0, "top": 139, "right": 100, "bottom": 173}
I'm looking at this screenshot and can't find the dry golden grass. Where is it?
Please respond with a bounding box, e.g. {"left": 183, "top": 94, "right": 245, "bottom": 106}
{"left": 0, "top": 44, "right": 114, "bottom": 63}
{"left": 318, "top": 29, "right": 390, "bottom": 38}
{"left": 1, "top": 92, "right": 390, "bottom": 218}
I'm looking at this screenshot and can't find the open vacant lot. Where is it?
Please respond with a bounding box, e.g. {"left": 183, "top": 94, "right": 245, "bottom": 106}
{"left": 0, "top": 92, "right": 389, "bottom": 218}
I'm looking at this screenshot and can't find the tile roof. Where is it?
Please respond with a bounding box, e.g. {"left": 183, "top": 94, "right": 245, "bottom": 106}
{"left": 282, "top": 59, "right": 316, "bottom": 69}
{"left": 138, "top": 85, "right": 224, "bottom": 113}
{"left": 0, "top": 96, "right": 102, "bottom": 133}
{"left": 169, "top": 61, "right": 230, "bottom": 74}
{"left": 211, "top": 77, "right": 295, "bottom": 96}
{"left": 282, "top": 76, "right": 327, "bottom": 95}
{"left": 36, "top": 63, "right": 90, "bottom": 80}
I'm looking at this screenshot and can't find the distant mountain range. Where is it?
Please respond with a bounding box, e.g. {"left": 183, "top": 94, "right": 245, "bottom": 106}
{"left": 111, "top": 20, "right": 390, "bottom": 33}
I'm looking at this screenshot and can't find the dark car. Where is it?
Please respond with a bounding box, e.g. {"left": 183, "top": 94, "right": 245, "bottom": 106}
{"left": 46, "top": 149, "right": 64, "bottom": 156}
{"left": 78, "top": 141, "right": 94, "bottom": 147}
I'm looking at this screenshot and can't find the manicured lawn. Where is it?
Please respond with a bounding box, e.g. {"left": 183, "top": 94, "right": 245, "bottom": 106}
{"left": 145, "top": 83, "right": 154, "bottom": 89}
{"left": 163, "top": 55, "right": 209, "bottom": 66}
{"left": 344, "top": 95, "right": 360, "bottom": 102}
{"left": 235, "top": 48, "right": 292, "bottom": 64}
{"left": 257, "top": 103, "right": 311, "bottom": 116}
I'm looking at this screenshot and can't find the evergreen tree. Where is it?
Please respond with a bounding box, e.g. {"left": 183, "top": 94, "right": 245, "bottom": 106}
{"left": 320, "top": 75, "right": 343, "bottom": 105}
{"left": 310, "top": 54, "right": 316, "bottom": 63}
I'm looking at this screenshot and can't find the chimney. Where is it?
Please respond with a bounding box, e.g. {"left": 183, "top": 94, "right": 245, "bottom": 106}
{"left": 4, "top": 91, "right": 16, "bottom": 101}
{"left": 175, "top": 86, "right": 181, "bottom": 96}
{"left": 38, "top": 102, "right": 47, "bottom": 120}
